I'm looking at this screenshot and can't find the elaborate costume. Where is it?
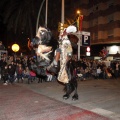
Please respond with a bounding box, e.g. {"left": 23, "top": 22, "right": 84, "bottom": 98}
{"left": 30, "top": 26, "right": 52, "bottom": 77}
{"left": 30, "top": 25, "right": 78, "bottom": 100}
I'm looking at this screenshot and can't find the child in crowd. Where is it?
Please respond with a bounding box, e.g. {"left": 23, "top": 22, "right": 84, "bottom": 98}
{"left": 28, "top": 69, "right": 36, "bottom": 84}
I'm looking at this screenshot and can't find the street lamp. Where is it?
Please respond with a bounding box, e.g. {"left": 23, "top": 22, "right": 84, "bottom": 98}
{"left": 61, "top": 0, "right": 65, "bottom": 24}
{"left": 12, "top": 44, "right": 20, "bottom": 52}
{"left": 77, "top": 10, "right": 80, "bottom": 15}
{"left": 12, "top": 44, "right": 20, "bottom": 60}
{"left": 76, "top": 10, "right": 82, "bottom": 60}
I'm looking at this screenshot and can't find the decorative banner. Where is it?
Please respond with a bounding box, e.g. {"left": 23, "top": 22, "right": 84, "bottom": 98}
{"left": 79, "top": 15, "right": 83, "bottom": 31}
{"left": 27, "top": 38, "right": 32, "bottom": 50}
{"left": 82, "top": 31, "right": 90, "bottom": 46}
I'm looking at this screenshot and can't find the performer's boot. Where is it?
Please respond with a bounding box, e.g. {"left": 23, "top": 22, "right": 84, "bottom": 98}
{"left": 72, "top": 92, "right": 78, "bottom": 100}
{"left": 63, "top": 83, "right": 71, "bottom": 100}
{"left": 72, "top": 80, "right": 79, "bottom": 100}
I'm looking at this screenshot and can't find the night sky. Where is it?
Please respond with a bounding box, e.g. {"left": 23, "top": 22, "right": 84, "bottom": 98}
{"left": 0, "top": 0, "right": 81, "bottom": 54}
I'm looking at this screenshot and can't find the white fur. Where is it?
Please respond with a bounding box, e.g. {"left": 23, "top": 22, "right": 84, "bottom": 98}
{"left": 66, "top": 25, "right": 77, "bottom": 33}
{"left": 62, "top": 40, "right": 71, "bottom": 45}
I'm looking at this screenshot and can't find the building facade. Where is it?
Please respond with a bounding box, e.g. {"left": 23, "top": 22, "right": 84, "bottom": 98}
{"left": 80, "top": 0, "right": 120, "bottom": 56}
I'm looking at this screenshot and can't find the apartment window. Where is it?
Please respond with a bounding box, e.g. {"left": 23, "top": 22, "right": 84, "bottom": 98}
{"left": 107, "top": 29, "right": 113, "bottom": 38}
{"left": 108, "top": 14, "right": 114, "bottom": 23}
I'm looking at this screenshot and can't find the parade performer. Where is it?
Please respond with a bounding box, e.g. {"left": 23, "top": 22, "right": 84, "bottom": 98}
{"left": 30, "top": 25, "right": 78, "bottom": 100}
{"left": 30, "top": 26, "right": 52, "bottom": 76}
{"left": 47, "top": 25, "right": 78, "bottom": 100}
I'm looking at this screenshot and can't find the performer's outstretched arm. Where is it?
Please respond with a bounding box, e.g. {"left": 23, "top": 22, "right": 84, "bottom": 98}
{"left": 47, "top": 48, "right": 61, "bottom": 74}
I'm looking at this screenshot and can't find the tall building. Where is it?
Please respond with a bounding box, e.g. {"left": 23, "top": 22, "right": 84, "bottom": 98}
{"left": 80, "top": 0, "right": 120, "bottom": 56}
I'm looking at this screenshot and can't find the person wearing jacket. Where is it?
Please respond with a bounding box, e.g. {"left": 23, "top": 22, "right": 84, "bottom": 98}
{"left": 2, "top": 65, "right": 9, "bottom": 85}
{"left": 8, "top": 65, "right": 15, "bottom": 84}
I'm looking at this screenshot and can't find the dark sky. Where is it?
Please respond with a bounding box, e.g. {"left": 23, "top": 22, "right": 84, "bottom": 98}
{"left": 0, "top": 0, "right": 81, "bottom": 53}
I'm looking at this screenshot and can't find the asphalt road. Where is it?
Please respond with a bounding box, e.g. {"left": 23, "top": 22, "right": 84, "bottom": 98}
{"left": 19, "top": 77, "right": 120, "bottom": 120}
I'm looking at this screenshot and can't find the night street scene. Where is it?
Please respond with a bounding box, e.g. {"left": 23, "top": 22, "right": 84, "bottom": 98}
{"left": 0, "top": 0, "right": 120, "bottom": 120}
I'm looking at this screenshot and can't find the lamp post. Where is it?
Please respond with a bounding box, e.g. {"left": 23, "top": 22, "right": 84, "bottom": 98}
{"left": 12, "top": 44, "right": 20, "bottom": 60}
{"left": 36, "top": 0, "right": 46, "bottom": 34}
{"left": 77, "top": 10, "right": 81, "bottom": 60}
{"left": 76, "top": 10, "right": 83, "bottom": 60}
{"left": 61, "top": 0, "right": 64, "bottom": 24}
{"left": 45, "top": 0, "right": 48, "bottom": 27}
{"left": 77, "top": 10, "right": 80, "bottom": 30}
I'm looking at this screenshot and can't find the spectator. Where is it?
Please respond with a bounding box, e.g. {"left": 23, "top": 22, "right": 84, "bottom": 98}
{"left": 8, "top": 65, "right": 15, "bottom": 84}
{"left": 80, "top": 67, "right": 86, "bottom": 81}
{"left": 2, "top": 65, "right": 9, "bottom": 85}
{"left": 23, "top": 66, "right": 30, "bottom": 79}
{"left": 0, "top": 41, "right": 5, "bottom": 50}
{"left": 16, "top": 63, "right": 24, "bottom": 83}
{"left": 114, "top": 62, "right": 119, "bottom": 78}
{"left": 28, "top": 69, "right": 36, "bottom": 84}
{"left": 0, "top": 58, "right": 7, "bottom": 78}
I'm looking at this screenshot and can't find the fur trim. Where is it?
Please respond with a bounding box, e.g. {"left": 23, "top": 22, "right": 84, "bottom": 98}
{"left": 66, "top": 25, "right": 77, "bottom": 33}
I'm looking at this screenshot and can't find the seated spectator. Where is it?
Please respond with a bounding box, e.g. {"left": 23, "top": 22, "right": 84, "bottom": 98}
{"left": 76, "top": 67, "right": 82, "bottom": 80}
{"left": 91, "top": 67, "right": 97, "bottom": 79}
{"left": 28, "top": 69, "right": 36, "bottom": 84}
{"left": 16, "top": 63, "right": 24, "bottom": 83}
{"left": 96, "top": 67, "right": 102, "bottom": 79}
{"left": 80, "top": 67, "right": 86, "bottom": 81}
{"left": 23, "top": 67, "right": 30, "bottom": 79}
{"left": 85, "top": 67, "right": 90, "bottom": 79}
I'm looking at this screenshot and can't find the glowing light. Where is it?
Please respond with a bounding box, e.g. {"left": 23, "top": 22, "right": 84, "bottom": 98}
{"left": 109, "top": 45, "right": 119, "bottom": 54}
{"left": 87, "top": 47, "right": 90, "bottom": 52}
{"left": 77, "top": 10, "right": 81, "bottom": 15}
{"left": 12, "top": 44, "right": 20, "bottom": 52}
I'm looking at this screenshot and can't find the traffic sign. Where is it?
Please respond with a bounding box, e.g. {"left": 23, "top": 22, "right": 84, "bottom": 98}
{"left": 82, "top": 31, "right": 90, "bottom": 46}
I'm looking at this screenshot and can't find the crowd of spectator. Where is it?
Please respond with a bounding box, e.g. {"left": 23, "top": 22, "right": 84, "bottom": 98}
{"left": 72, "top": 58, "right": 120, "bottom": 81}
{"left": 0, "top": 55, "right": 56, "bottom": 85}
{"left": 0, "top": 54, "right": 120, "bottom": 85}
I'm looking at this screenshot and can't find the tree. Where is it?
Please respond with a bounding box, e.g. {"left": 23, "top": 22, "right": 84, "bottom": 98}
{"left": 1, "top": 0, "right": 39, "bottom": 39}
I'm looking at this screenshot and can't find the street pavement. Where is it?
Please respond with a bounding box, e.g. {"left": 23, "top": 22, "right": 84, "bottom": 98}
{"left": 0, "top": 77, "right": 120, "bottom": 120}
